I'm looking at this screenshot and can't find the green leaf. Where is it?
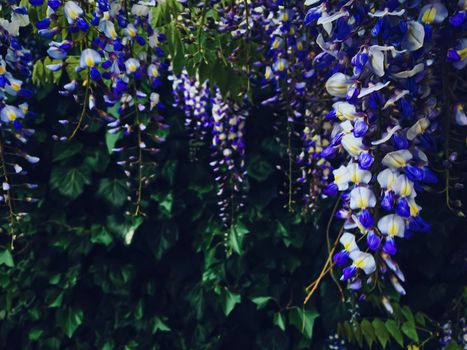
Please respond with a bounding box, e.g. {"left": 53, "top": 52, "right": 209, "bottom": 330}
{"left": 56, "top": 307, "right": 83, "bottom": 338}
{"left": 0, "top": 249, "right": 14, "bottom": 267}
{"left": 161, "top": 159, "right": 178, "bottom": 185}
{"left": 105, "top": 131, "right": 122, "bottom": 154}
{"left": 97, "top": 179, "right": 128, "bottom": 208}
{"left": 151, "top": 192, "right": 173, "bottom": 218}
{"left": 342, "top": 321, "right": 355, "bottom": 343}
{"left": 123, "top": 217, "right": 143, "bottom": 245}
{"left": 65, "top": 56, "right": 81, "bottom": 81}
{"left": 353, "top": 322, "right": 364, "bottom": 347}
{"left": 32, "top": 60, "right": 46, "bottom": 86}
{"left": 52, "top": 142, "right": 83, "bottom": 162}
{"left": 153, "top": 223, "right": 179, "bottom": 260}
{"left": 251, "top": 296, "right": 272, "bottom": 310}
{"left": 415, "top": 312, "right": 426, "bottom": 327}
{"left": 247, "top": 155, "right": 273, "bottom": 182}
{"left": 401, "top": 321, "right": 419, "bottom": 343}
{"left": 385, "top": 319, "right": 403, "bottom": 347}
{"left": 445, "top": 341, "right": 463, "bottom": 350}
{"left": 48, "top": 291, "right": 64, "bottom": 308}
{"left": 50, "top": 166, "right": 91, "bottom": 199}
{"left": 273, "top": 312, "right": 286, "bottom": 331}
{"left": 152, "top": 316, "right": 171, "bottom": 333}
{"left": 90, "top": 225, "right": 113, "bottom": 246}
{"left": 360, "top": 319, "right": 376, "bottom": 348}
{"left": 289, "top": 307, "right": 319, "bottom": 340}
{"left": 372, "top": 318, "right": 390, "bottom": 349}
{"left": 84, "top": 150, "right": 109, "bottom": 173}
{"left": 222, "top": 289, "right": 241, "bottom": 316}
{"left": 401, "top": 306, "right": 415, "bottom": 324}
{"left": 28, "top": 328, "right": 44, "bottom": 341}
{"left": 228, "top": 221, "right": 250, "bottom": 254}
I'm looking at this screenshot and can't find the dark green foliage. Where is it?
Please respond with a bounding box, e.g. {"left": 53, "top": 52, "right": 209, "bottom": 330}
{"left": 0, "top": 83, "right": 465, "bottom": 350}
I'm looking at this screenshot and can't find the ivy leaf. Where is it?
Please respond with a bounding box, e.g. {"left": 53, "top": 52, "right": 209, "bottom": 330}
{"left": 107, "top": 215, "right": 143, "bottom": 245}
{"left": 360, "top": 319, "right": 376, "bottom": 348}
{"left": 48, "top": 292, "right": 64, "bottom": 308}
{"left": 385, "top": 319, "right": 404, "bottom": 347}
{"left": 273, "top": 312, "right": 286, "bottom": 331}
{"left": 247, "top": 155, "right": 273, "bottom": 182}
{"left": 0, "top": 250, "right": 14, "bottom": 267}
{"left": 222, "top": 289, "right": 241, "bottom": 316}
{"left": 105, "top": 131, "right": 122, "bottom": 154}
{"left": 153, "top": 223, "right": 179, "bottom": 260}
{"left": 372, "top": 318, "right": 390, "bottom": 349}
{"left": 90, "top": 225, "right": 113, "bottom": 246}
{"left": 97, "top": 179, "right": 128, "bottom": 208}
{"left": 52, "top": 142, "right": 83, "bottom": 162}
{"left": 401, "top": 321, "right": 419, "bottom": 343}
{"left": 228, "top": 221, "right": 249, "bottom": 254}
{"left": 152, "top": 315, "right": 171, "bottom": 333}
{"left": 251, "top": 296, "right": 272, "bottom": 310}
{"left": 151, "top": 192, "right": 173, "bottom": 218}
{"left": 161, "top": 159, "right": 178, "bottom": 185}
{"left": 56, "top": 307, "right": 83, "bottom": 338}
{"left": 289, "top": 307, "right": 319, "bottom": 340}
{"left": 50, "top": 165, "right": 91, "bottom": 199}
{"left": 84, "top": 150, "right": 109, "bottom": 173}
{"left": 28, "top": 328, "right": 44, "bottom": 341}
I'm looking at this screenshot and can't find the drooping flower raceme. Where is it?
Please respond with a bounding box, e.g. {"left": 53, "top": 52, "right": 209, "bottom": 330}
{"left": 303, "top": 0, "right": 465, "bottom": 301}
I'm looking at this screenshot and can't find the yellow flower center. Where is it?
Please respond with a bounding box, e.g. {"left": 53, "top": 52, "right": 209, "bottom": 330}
{"left": 11, "top": 82, "right": 21, "bottom": 91}
{"left": 354, "top": 259, "right": 365, "bottom": 269}
{"left": 69, "top": 9, "right": 78, "bottom": 19}
{"left": 7, "top": 110, "right": 16, "bottom": 121}
{"left": 458, "top": 47, "right": 467, "bottom": 61}
{"left": 85, "top": 55, "right": 95, "bottom": 67}
{"left": 421, "top": 7, "right": 437, "bottom": 24}
{"left": 388, "top": 221, "right": 398, "bottom": 236}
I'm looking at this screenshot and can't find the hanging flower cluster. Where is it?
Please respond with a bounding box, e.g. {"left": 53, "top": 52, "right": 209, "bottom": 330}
{"left": 0, "top": 1, "right": 39, "bottom": 241}
{"left": 172, "top": 68, "right": 211, "bottom": 157}
{"left": 210, "top": 87, "right": 247, "bottom": 226}
{"left": 171, "top": 68, "right": 248, "bottom": 227}
{"left": 302, "top": 0, "right": 466, "bottom": 299}
{"left": 31, "top": 0, "right": 168, "bottom": 214}
{"left": 216, "top": 0, "right": 336, "bottom": 211}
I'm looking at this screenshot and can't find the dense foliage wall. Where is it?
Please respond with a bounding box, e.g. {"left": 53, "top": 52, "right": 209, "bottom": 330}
{"left": 0, "top": 0, "right": 466, "bottom": 349}
{"left": 0, "top": 85, "right": 464, "bottom": 349}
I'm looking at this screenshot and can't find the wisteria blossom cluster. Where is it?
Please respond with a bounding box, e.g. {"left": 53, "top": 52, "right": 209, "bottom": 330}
{"left": 0, "top": 1, "right": 39, "bottom": 242}
{"left": 172, "top": 70, "right": 247, "bottom": 227}
{"left": 301, "top": 0, "right": 466, "bottom": 301}
{"left": 214, "top": 0, "right": 336, "bottom": 210}
{"left": 32, "top": 0, "right": 169, "bottom": 214}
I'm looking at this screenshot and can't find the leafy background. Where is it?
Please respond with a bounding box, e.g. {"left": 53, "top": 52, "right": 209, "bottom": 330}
{"left": 0, "top": 81, "right": 464, "bottom": 349}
